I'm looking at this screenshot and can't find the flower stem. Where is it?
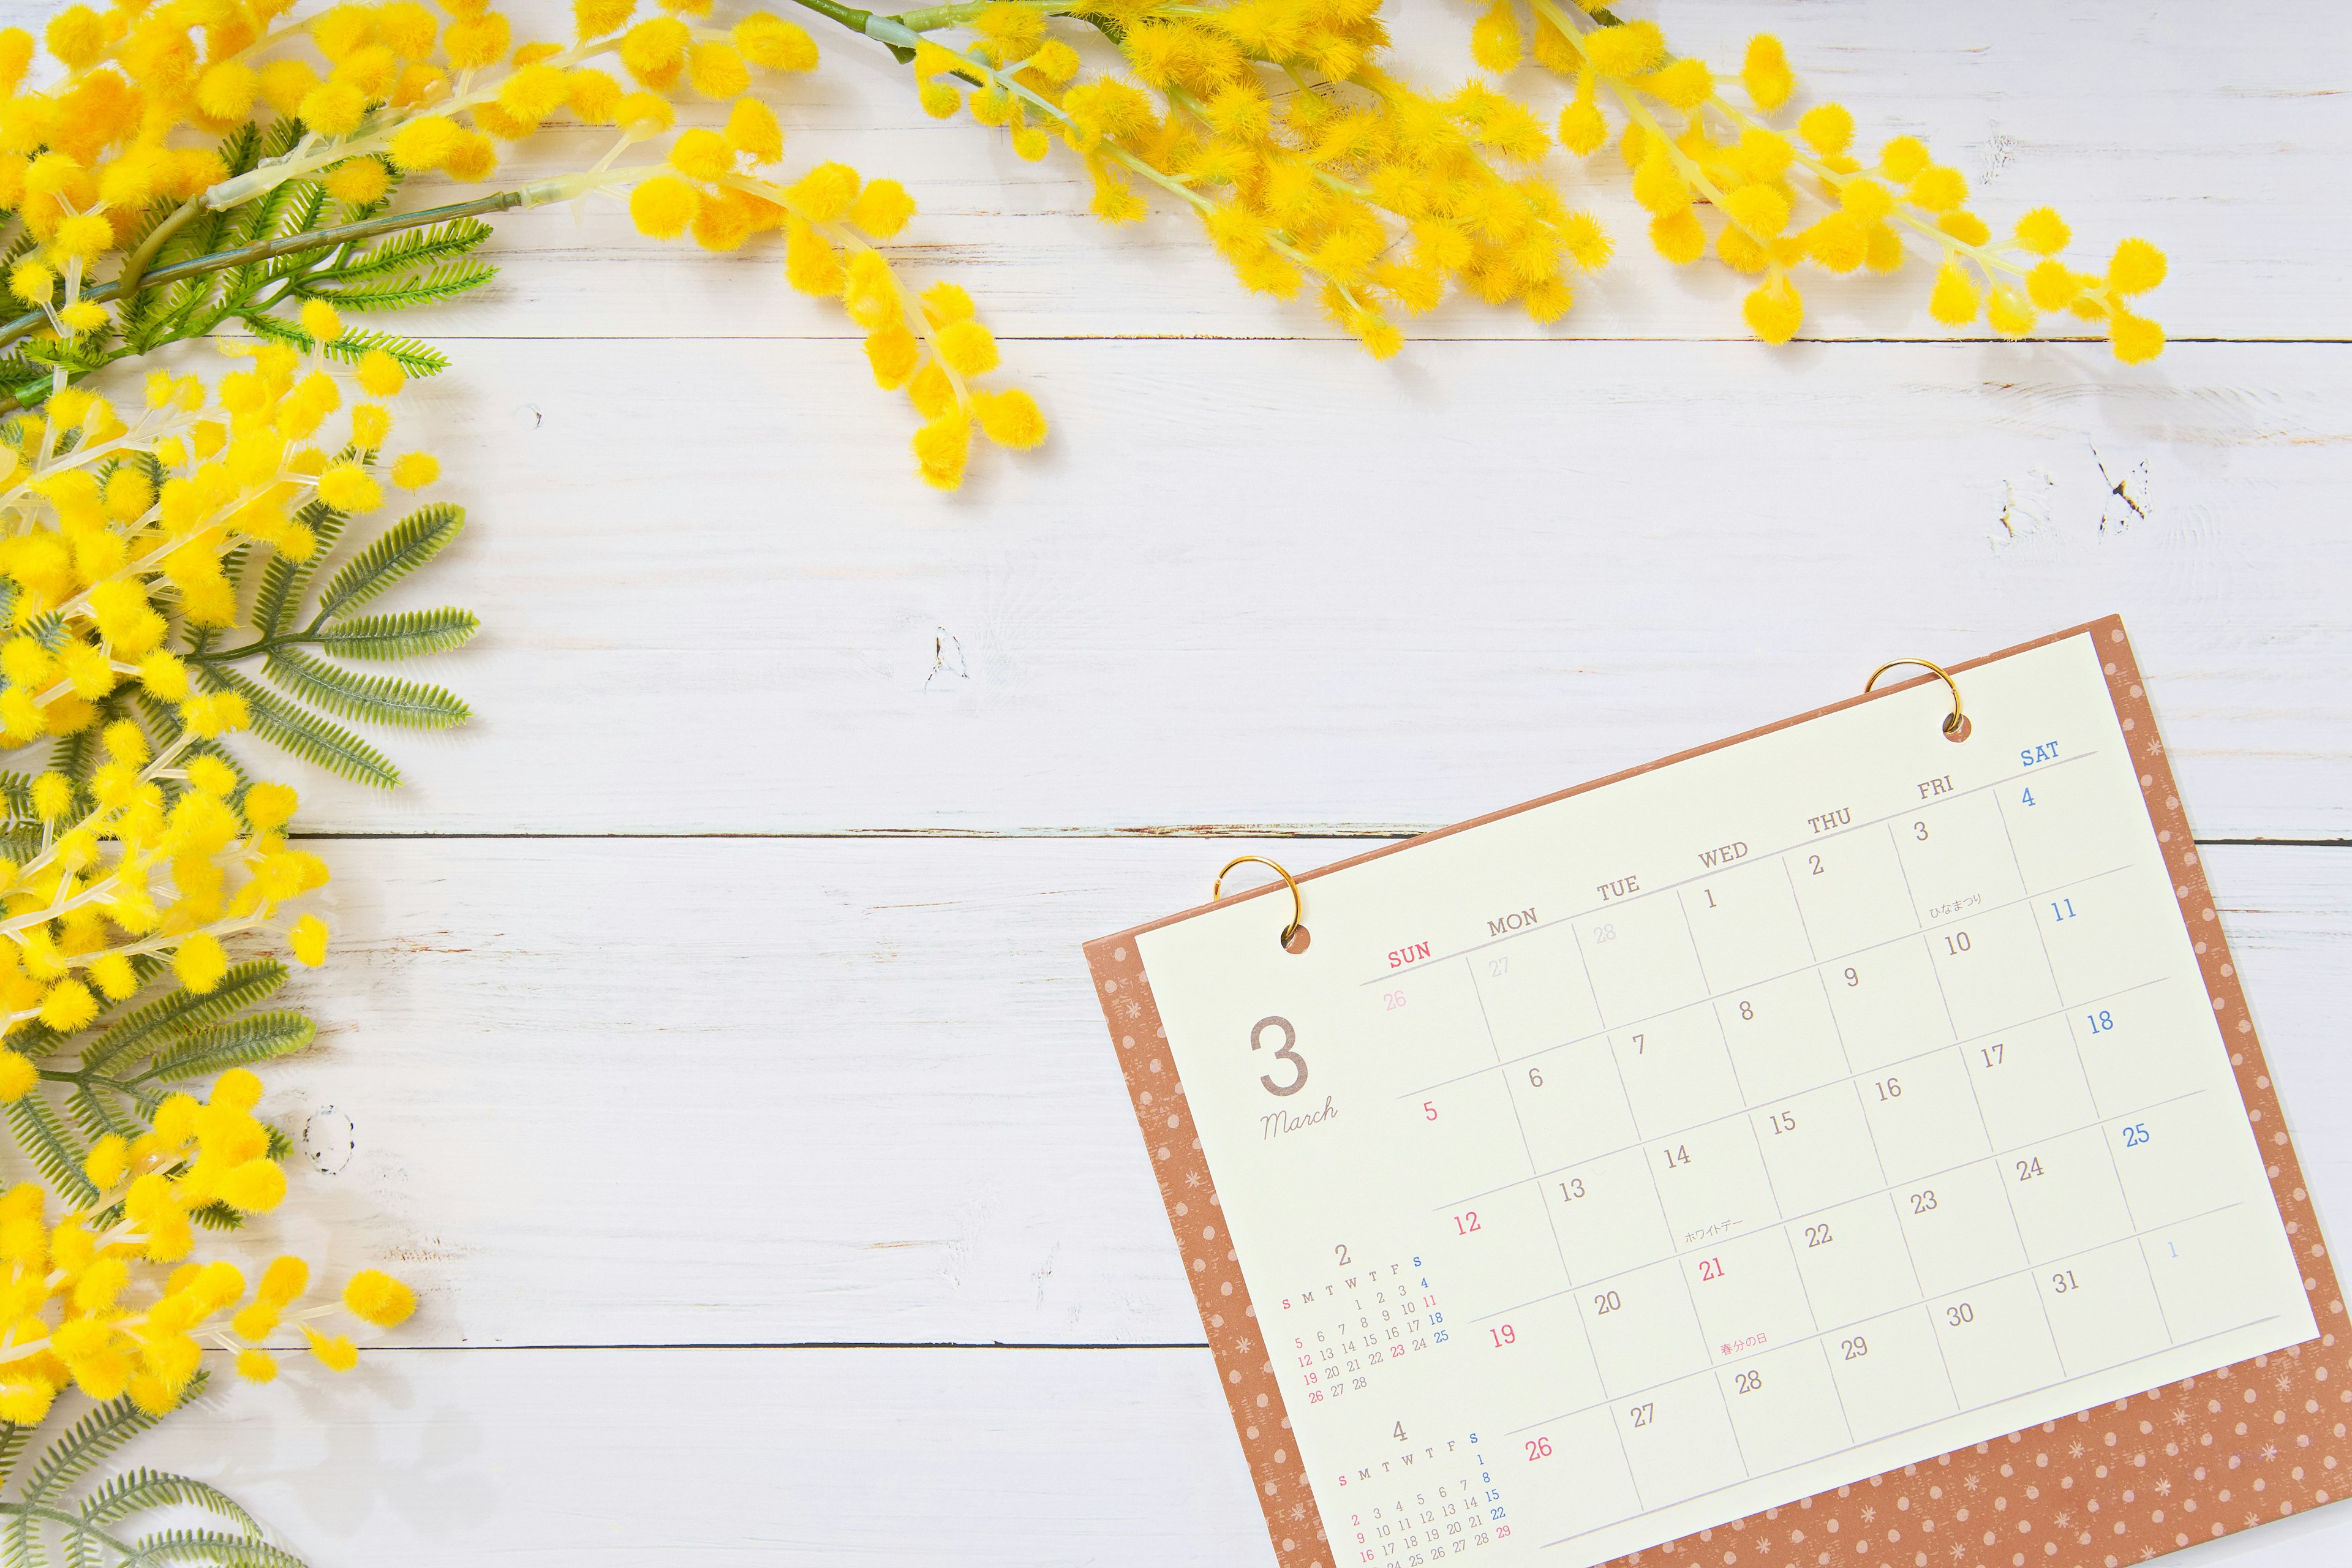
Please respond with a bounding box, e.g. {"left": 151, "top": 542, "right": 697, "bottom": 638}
{"left": 111, "top": 198, "right": 203, "bottom": 303}
{"left": 0, "top": 190, "right": 526, "bottom": 357}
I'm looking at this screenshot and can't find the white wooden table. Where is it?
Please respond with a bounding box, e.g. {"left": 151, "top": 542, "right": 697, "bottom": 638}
{"left": 89, "top": 0, "right": 2352, "bottom": 1561}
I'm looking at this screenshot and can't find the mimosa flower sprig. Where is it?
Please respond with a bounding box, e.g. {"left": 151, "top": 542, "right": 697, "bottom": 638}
{"left": 0, "top": 327, "right": 465, "bottom": 1514}
{"left": 0, "top": 317, "right": 475, "bottom": 790}
{"left": 1502, "top": 2, "right": 2167, "bottom": 358}
{"left": 2, "top": 0, "right": 1043, "bottom": 487}
{"left": 786, "top": 0, "right": 1613, "bottom": 355}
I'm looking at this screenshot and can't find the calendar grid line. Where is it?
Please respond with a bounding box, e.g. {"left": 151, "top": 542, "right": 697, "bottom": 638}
{"left": 1602, "top": 1400, "right": 1649, "bottom": 1517}
{"left": 1431, "top": 974, "right": 2176, "bottom": 1216}
{"left": 1809, "top": 968, "right": 1860, "bottom": 1079}
{"left": 1945, "top": 1022, "right": 2071, "bottom": 1381}
{"left": 1501, "top": 1197, "right": 2253, "bottom": 1446}
{"left": 1463, "top": 1085, "right": 2210, "bottom": 1323}
{"left": 1871, "top": 1186, "right": 1965, "bottom": 1416}
{"left": 1807, "top": 1332, "right": 1863, "bottom": 1458}
{"left": 1393, "top": 862, "right": 2139, "bottom": 1105}
{"left": 1471, "top": 957, "right": 1594, "bottom": 1337}
{"left": 1999, "top": 802, "right": 2159, "bottom": 1270}
{"left": 1467, "top": 956, "right": 1549, "bottom": 1189}
{"left": 1672, "top": 889, "right": 1717, "bottom": 1000}
{"left": 1882, "top": 818, "right": 1929, "bottom": 950}
{"left": 1529, "top": 1306, "right": 2285, "bottom": 1555}
{"left": 1899, "top": 832, "right": 1967, "bottom": 1041}
{"left": 1779, "top": 855, "right": 1822, "bottom": 967}
{"left": 2133, "top": 1233, "right": 2179, "bottom": 1346}
{"left": 1575, "top": 922, "right": 1648, "bottom": 1144}
{"left": 1705, "top": 1363, "right": 1755, "bottom": 1485}
{"left": 1355, "top": 750, "right": 2102, "bottom": 988}
{"left": 1843, "top": 1076, "right": 1897, "bottom": 1191}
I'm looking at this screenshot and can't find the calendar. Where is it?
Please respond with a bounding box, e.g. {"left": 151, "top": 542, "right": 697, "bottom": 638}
{"left": 1084, "top": 618, "right": 2345, "bottom": 1568}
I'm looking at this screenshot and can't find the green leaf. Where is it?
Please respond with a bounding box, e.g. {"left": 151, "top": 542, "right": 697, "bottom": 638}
{"left": 62, "top": 1082, "right": 137, "bottom": 1148}
{"left": 138, "top": 1011, "right": 315, "bottom": 1083}
{"left": 81, "top": 1469, "right": 260, "bottom": 1536}
{"left": 254, "top": 496, "right": 351, "bottom": 640}
{"left": 238, "top": 316, "right": 448, "bottom": 377}
{"left": 187, "top": 1200, "right": 245, "bottom": 1233}
{"left": 308, "top": 606, "right": 478, "bottom": 661}
{"left": 126, "top": 1529, "right": 305, "bottom": 1568}
{"left": 0, "top": 1423, "right": 32, "bottom": 1491}
{"left": 206, "top": 669, "right": 399, "bottom": 789}
{"left": 310, "top": 215, "right": 492, "bottom": 282}
{"left": 314, "top": 503, "right": 463, "bottom": 622}
{"left": 6, "top": 1096, "right": 93, "bottom": 1206}
{"left": 261, "top": 650, "right": 468, "bottom": 729}
{"left": 302, "top": 258, "right": 496, "bottom": 314}
{"left": 81, "top": 962, "right": 289, "bottom": 1076}
{"left": 19, "top": 1380, "right": 183, "bottom": 1507}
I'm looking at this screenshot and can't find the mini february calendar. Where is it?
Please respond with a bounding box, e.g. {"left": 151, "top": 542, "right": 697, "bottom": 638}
{"left": 1084, "top": 617, "right": 2345, "bottom": 1568}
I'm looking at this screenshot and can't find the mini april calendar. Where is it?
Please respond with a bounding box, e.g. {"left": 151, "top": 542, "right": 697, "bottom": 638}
{"left": 1084, "top": 617, "right": 2346, "bottom": 1568}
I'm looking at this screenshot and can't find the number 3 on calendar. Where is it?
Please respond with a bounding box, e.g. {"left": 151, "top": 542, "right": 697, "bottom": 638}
{"left": 1250, "top": 1015, "right": 1308, "bottom": 1097}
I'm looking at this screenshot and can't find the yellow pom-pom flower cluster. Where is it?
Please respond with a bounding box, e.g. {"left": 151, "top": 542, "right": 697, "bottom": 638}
{"left": 620, "top": 105, "right": 1046, "bottom": 489}
{"left": 0, "top": 336, "right": 454, "bottom": 1053}
{"left": 891, "top": 0, "right": 1611, "bottom": 355}
{"left": 0, "top": 1066, "right": 417, "bottom": 1424}
{"left": 1519, "top": 1, "right": 2165, "bottom": 359}
{"left": 0, "top": 0, "right": 1032, "bottom": 488}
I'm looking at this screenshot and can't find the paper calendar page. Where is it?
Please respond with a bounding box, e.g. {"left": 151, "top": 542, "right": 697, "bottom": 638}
{"left": 1091, "top": 621, "right": 2330, "bottom": 1568}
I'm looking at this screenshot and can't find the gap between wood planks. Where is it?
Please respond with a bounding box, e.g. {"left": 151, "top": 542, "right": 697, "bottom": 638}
{"left": 332, "top": 332, "right": 2352, "bottom": 345}
{"left": 284, "top": 832, "right": 2352, "bottom": 845}
{"left": 353, "top": 1342, "right": 1217, "bottom": 1351}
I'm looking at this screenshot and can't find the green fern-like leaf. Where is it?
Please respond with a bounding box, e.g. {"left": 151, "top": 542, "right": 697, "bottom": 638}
{"left": 18, "top": 1385, "right": 177, "bottom": 1509}
{"left": 81, "top": 962, "right": 288, "bottom": 1076}
{"left": 0, "top": 1424, "right": 31, "bottom": 1493}
{"left": 238, "top": 316, "right": 448, "bottom": 377}
{"left": 303, "top": 259, "right": 495, "bottom": 314}
{"left": 22, "top": 612, "right": 64, "bottom": 654}
{"left": 314, "top": 503, "right": 463, "bottom": 622}
{"left": 254, "top": 497, "right": 352, "bottom": 641}
{"left": 6, "top": 1097, "right": 94, "bottom": 1206}
{"left": 316, "top": 215, "right": 493, "bottom": 282}
{"left": 260, "top": 650, "right": 468, "bottom": 729}
{"left": 205, "top": 670, "right": 399, "bottom": 789}
{"left": 186, "top": 1200, "right": 244, "bottom": 1233}
{"left": 62, "top": 1082, "right": 137, "bottom": 1148}
{"left": 0, "top": 1373, "right": 302, "bottom": 1568}
{"left": 124, "top": 1530, "right": 304, "bottom": 1568}
{"left": 138, "top": 1012, "right": 315, "bottom": 1084}
{"left": 79, "top": 1471, "right": 257, "bottom": 1537}
{"left": 308, "top": 606, "right": 478, "bottom": 661}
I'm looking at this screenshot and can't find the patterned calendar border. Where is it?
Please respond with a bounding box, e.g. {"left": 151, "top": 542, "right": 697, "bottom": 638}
{"left": 1082, "top": 614, "right": 2348, "bottom": 1568}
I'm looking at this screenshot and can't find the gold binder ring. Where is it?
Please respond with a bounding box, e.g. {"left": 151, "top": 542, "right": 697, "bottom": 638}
{"left": 1865, "top": 657, "right": 1970, "bottom": 742}
{"left": 1214, "top": 856, "right": 1309, "bottom": 952}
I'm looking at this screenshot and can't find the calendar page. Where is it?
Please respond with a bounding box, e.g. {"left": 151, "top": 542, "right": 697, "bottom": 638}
{"left": 1085, "top": 619, "right": 2340, "bottom": 1568}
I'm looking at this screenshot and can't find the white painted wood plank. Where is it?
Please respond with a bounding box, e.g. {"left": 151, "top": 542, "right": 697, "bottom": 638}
{"left": 224, "top": 336, "right": 2352, "bottom": 837}
{"left": 116, "top": 1344, "right": 2352, "bottom": 1566}
{"left": 232, "top": 838, "right": 2348, "bottom": 1348}
{"left": 304, "top": 0, "right": 2352, "bottom": 343}
{"left": 140, "top": 1347, "right": 1272, "bottom": 1564}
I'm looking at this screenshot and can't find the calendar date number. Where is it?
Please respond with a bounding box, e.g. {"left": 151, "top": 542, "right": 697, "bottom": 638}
{"left": 1251, "top": 1015, "right": 1308, "bottom": 1098}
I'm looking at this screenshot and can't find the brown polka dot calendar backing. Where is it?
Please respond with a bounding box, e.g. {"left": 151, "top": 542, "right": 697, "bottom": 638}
{"left": 1082, "top": 616, "right": 2345, "bottom": 1568}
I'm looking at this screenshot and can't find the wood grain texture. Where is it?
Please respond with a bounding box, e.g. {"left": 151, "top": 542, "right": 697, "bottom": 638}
{"left": 109, "top": 1346, "right": 2352, "bottom": 1567}
{"left": 238, "top": 334, "right": 2352, "bottom": 837}
{"left": 12, "top": 0, "right": 2348, "bottom": 1559}
{"left": 226, "top": 838, "right": 2350, "bottom": 1351}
